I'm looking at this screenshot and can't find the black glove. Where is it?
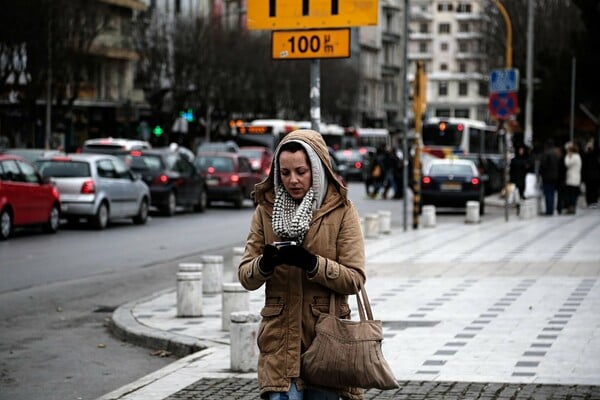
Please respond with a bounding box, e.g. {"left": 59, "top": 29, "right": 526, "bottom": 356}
{"left": 278, "top": 245, "right": 318, "bottom": 276}
{"left": 258, "top": 244, "right": 281, "bottom": 276}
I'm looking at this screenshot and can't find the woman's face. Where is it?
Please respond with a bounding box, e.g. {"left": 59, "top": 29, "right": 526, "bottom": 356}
{"left": 279, "top": 150, "right": 312, "bottom": 200}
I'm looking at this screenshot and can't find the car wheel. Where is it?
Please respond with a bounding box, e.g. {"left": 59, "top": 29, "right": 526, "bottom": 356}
{"left": 233, "top": 190, "right": 244, "bottom": 209}
{"left": 194, "top": 188, "right": 207, "bottom": 213}
{"left": 91, "top": 202, "right": 109, "bottom": 230}
{"left": 0, "top": 208, "right": 13, "bottom": 240}
{"left": 162, "top": 191, "right": 177, "bottom": 216}
{"left": 43, "top": 204, "right": 60, "bottom": 233}
{"left": 133, "top": 198, "right": 149, "bottom": 225}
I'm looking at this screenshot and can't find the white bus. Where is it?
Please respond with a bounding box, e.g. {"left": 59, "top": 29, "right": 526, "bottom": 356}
{"left": 341, "top": 127, "right": 391, "bottom": 150}
{"left": 420, "top": 117, "right": 500, "bottom": 158}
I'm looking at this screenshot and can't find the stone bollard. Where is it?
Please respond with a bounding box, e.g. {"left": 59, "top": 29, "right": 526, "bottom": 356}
{"left": 230, "top": 311, "right": 261, "bottom": 372}
{"left": 199, "top": 255, "right": 223, "bottom": 296}
{"left": 222, "top": 282, "right": 250, "bottom": 331}
{"left": 178, "top": 262, "right": 203, "bottom": 274}
{"left": 364, "top": 213, "right": 380, "bottom": 239}
{"left": 422, "top": 205, "right": 436, "bottom": 228}
{"left": 520, "top": 198, "right": 537, "bottom": 219}
{"left": 378, "top": 210, "right": 391, "bottom": 234}
{"left": 176, "top": 271, "right": 203, "bottom": 317}
{"left": 465, "top": 201, "right": 480, "bottom": 224}
{"left": 231, "top": 247, "right": 245, "bottom": 282}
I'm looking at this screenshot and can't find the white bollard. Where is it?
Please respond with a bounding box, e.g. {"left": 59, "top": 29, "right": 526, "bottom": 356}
{"left": 222, "top": 283, "right": 250, "bottom": 331}
{"left": 378, "top": 210, "right": 391, "bottom": 234}
{"left": 231, "top": 247, "right": 245, "bottom": 282}
{"left": 364, "top": 213, "right": 380, "bottom": 239}
{"left": 176, "top": 271, "right": 203, "bottom": 317}
{"left": 178, "top": 262, "right": 203, "bottom": 274}
{"left": 520, "top": 198, "right": 537, "bottom": 219}
{"left": 465, "top": 201, "right": 480, "bottom": 223}
{"left": 230, "top": 311, "right": 261, "bottom": 372}
{"left": 199, "top": 255, "right": 223, "bottom": 296}
{"left": 422, "top": 205, "right": 436, "bottom": 228}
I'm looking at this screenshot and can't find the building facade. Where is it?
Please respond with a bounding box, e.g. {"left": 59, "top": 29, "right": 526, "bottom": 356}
{"left": 407, "top": 0, "right": 491, "bottom": 123}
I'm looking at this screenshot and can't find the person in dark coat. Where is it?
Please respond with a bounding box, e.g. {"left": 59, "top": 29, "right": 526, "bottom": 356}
{"left": 509, "top": 144, "right": 532, "bottom": 199}
{"left": 539, "top": 139, "right": 560, "bottom": 215}
{"left": 581, "top": 138, "right": 600, "bottom": 208}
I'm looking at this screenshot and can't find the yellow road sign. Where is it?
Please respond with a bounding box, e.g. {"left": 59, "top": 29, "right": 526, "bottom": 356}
{"left": 272, "top": 29, "right": 350, "bottom": 59}
{"left": 247, "top": 0, "right": 378, "bottom": 30}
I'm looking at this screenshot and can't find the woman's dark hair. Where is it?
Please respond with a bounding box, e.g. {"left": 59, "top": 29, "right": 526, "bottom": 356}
{"left": 277, "top": 140, "right": 311, "bottom": 173}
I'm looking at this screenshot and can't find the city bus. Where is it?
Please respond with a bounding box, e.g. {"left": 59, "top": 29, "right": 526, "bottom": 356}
{"left": 341, "top": 127, "right": 391, "bottom": 150}
{"left": 420, "top": 117, "right": 500, "bottom": 158}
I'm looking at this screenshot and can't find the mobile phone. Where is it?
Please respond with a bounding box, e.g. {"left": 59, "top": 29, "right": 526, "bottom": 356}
{"left": 272, "top": 241, "right": 298, "bottom": 248}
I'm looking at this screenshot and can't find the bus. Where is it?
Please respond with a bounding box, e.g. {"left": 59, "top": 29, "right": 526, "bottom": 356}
{"left": 341, "top": 127, "right": 391, "bottom": 150}
{"left": 420, "top": 117, "right": 500, "bottom": 158}
{"left": 231, "top": 119, "right": 345, "bottom": 151}
{"left": 420, "top": 117, "right": 505, "bottom": 193}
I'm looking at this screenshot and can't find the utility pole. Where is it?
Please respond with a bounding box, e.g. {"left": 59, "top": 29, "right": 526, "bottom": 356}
{"left": 524, "top": 0, "right": 534, "bottom": 147}
{"left": 401, "top": 0, "right": 409, "bottom": 232}
{"left": 310, "top": 60, "right": 321, "bottom": 131}
{"left": 569, "top": 57, "right": 576, "bottom": 143}
{"left": 412, "top": 61, "right": 426, "bottom": 229}
{"left": 45, "top": 18, "right": 52, "bottom": 150}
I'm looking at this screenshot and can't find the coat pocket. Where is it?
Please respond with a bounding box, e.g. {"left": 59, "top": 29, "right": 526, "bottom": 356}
{"left": 257, "top": 303, "right": 285, "bottom": 354}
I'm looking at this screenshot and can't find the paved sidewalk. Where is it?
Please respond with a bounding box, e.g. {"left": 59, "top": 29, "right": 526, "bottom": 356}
{"left": 99, "top": 207, "right": 600, "bottom": 400}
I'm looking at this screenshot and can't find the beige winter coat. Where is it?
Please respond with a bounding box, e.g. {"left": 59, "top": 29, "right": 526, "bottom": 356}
{"left": 238, "top": 129, "right": 366, "bottom": 399}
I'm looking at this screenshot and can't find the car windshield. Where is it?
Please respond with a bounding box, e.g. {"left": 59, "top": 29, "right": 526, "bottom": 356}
{"left": 129, "top": 155, "right": 164, "bottom": 172}
{"left": 38, "top": 160, "right": 91, "bottom": 177}
{"left": 429, "top": 164, "right": 473, "bottom": 176}
{"left": 239, "top": 149, "right": 263, "bottom": 159}
{"left": 196, "top": 156, "right": 234, "bottom": 172}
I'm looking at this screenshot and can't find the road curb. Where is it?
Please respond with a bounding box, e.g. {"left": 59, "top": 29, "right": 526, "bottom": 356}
{"left": 109, "top": 288, "right": 207, "bottom": 357}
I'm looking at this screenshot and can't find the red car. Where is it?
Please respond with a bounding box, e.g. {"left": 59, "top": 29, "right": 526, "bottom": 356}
{"left": 239, "top": 146, "right": 273, "bottom": 178}
{"left": 0, "top": 154, "right": 61, "bottom": 239}
{"left": 194, "top": 152, "right": 263, "bottom": 208}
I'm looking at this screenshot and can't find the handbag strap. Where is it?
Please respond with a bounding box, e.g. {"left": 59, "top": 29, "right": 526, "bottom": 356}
{"left": 328, "top": 280, "right": 374, "bottom": 321}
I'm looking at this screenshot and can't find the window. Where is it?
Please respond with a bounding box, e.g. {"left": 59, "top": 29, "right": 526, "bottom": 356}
{"left": 455, "top": 109, "right": 470, "bottom": 118}
{"left": 459, "top": 62, "right": 467, "bottom": 73}
{"left": 459, "top": 23, "right": 470, "bottom": 32}
{"left": 437, "top": 2, "right": 453, "bottom": 11}
{"left": 238, "top": 157, "right": 251, "bottom": 173}
{"left": 97, "top": 160, "right": 117, "bottom": 179}
{"left": 440, "top": 63, "right": 448, "bottom": 71}
{"left": 16, "top": 160, "right": 39, "bottom": 183}
{"left": 459, "top": 42, "right": 469, "bottom": 53}
{"left": 440, "top": 42, "right": 449, "bottom": 51}
{"left": 419, "top": 42, "right": 428, "bottom": 53}
{"left": 457, "top": 3, "right": 472, "bottom": 13}
{"left": 419, "top": 23, "right": 429, "bottom": 33}
{"left": 1, "top": 160, "right": 23, "bottom": 182}
{"left": 478, "top": 82, "right": 488, "bottom": 96}
{"left": 438, "top": 23, "right": 451, "bottom": 34}
{"left": 435, "top": 109, "right": 451, "bottom": 118}
{"left": 459, "top": 82, "right": 468, "bottom": 96}
{"left": 438, "top": 82, "right": 448, "bottom": 96}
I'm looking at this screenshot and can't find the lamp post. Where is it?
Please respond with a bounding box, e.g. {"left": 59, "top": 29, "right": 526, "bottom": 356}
{"left": 491, "top": 0, "right": 512, "bottom": 69}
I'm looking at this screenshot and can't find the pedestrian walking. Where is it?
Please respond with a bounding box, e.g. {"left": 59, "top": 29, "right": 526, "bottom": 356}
{"left": 238, "top": 129, "right": 366, "bottom": 400}
{"left": 539, "top": 139, "right": 560, "bottom": 215}
{"left": 564, "top": 142, "right": 582, "bottom": 214}
{"left": 509, "top": 144, "right": 532, "bottom": 200}
{"left": 369, "top": 145, "right": 389, "bottom": 199}
{"left": 581, "top": 137, "right": 600, "bottom": 208}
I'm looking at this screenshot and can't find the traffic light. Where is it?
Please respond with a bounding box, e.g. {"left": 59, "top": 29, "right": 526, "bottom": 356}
{"left": 153, "top": 125, "right": 164, "bottom": 137}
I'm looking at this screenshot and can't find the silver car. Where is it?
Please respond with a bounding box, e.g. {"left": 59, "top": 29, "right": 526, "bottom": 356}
{"left": 37, "top": 153, "right": 150, "bottom": 229}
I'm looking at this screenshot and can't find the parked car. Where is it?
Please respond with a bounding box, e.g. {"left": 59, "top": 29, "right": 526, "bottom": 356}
{"left": 421, "top": 158, "right": 486, "bottom": 214}
{"left": 37, "top": 153, "right": 150, "bottom": 229}
{"left": 81, "top": 137, "right": 151, "bottom": 154}
{"left": 125, "top": 148, "right": 207, "bottom": 215}
{"left": 238, "top": 146, "right": 272, "bottom": 177}
{"left": 194, "top": 152, "right": 262, "bottom": 208}
{"left": 196, "top": 141, "right": 239, "bottom": 154}
{"left": 333, "top": 148, "right": 371, "bottom": 181}
{"left": 0, "top": 148, "right": 65, "bottom": 165}
{"left": 0, "top": 154, "right": 61, "bottom": 239}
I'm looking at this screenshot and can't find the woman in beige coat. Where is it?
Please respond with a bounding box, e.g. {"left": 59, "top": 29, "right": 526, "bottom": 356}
{"left": 238, "top": 129, "right": 366, "bottom": 400}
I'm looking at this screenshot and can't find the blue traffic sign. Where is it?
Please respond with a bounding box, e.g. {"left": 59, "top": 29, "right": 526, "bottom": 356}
{"left": 489, "top": 69, "right": 519, "bottom": 93}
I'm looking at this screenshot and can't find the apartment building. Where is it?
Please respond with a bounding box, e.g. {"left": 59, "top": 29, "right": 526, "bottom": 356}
{"left": 407, "top": 0, "right": 490, "bottom": 122}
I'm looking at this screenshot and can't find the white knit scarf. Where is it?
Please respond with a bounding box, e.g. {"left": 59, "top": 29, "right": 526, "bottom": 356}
{"left": 272, "top": 185, "right": 314, "bottom": 243}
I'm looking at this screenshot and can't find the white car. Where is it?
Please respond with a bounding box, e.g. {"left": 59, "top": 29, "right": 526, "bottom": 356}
{"left": 37, "top": 153, "right": 151, "bottom": 229}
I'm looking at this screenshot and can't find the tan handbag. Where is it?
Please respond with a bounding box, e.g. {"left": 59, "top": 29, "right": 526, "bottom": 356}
{"left": 301, "top": 281, "right": 399, "bottom": 391}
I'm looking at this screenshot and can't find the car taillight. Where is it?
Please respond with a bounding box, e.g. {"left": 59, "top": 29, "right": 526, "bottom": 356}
{"left": 471, "top": 177, "right": 480, "bottom": 185}
{"left": 422, "top": 176, "right": 431, "bottom": 185}
{"left": 81, "top": 180, "right": 95, "bottom": 194}
{"left": 51, "top": 187, "right": 59, "bottom": 198}
{"left": 230, "top": 175, "right": 240, "bottom": 183}
{"left": 207, "top": 166, "right": 215, "bottom": 174}
{"left": 153, "top": 174, "right": 169, "bottom": 185}
{"left": 354, "top": 161, "right": 362, "bottom": 169}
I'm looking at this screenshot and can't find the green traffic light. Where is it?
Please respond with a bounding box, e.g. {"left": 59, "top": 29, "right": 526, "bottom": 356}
{"left": 153, "top": 126, "right": 164, "bottom": 136}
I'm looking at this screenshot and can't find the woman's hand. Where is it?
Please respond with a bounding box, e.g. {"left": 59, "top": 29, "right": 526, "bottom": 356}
{"left": 278, "top": 245, "right": 318, "bottom": 276}
{"left": 258, "top": 244, "right": 282, "bottom": 276}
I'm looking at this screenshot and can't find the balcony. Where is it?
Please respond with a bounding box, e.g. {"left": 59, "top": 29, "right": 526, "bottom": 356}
{"left": 408, "top": 52, "right": 433, "bottom": 61}
{"left": 455, "top": 12, "right": 485, "bottom": 21}
{"left": 409, "top": 32, "right": 434, "bottom": 41}
{"left": 455, "top": 31, "right": 483, "bottom": 40}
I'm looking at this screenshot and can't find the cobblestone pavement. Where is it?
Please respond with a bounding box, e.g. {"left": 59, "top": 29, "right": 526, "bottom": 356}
{"left": 166, "top": 378, "right": 600, "bottom": 399}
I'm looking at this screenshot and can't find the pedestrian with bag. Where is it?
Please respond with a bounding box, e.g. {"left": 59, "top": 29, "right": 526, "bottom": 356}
{"left": 238, "top": 129, "right": 395, "bottom": 399}
{"left": 564, "top": 142, "right": 582, "bottom": 214}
